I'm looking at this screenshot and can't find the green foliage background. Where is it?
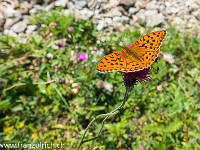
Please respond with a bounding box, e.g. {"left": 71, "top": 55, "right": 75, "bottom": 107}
{"left": 0, "top": 10, "right": 200, "bottom": 150}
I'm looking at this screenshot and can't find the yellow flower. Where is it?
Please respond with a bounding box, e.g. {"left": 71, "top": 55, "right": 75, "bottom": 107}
{"left": 3, "top": 126, "right": 14, "bottom": 132}
{"left": 16, "top": 120, "right": 26, "bottom": 129}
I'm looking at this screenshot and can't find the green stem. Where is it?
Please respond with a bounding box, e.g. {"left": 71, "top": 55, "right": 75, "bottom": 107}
{"left": 77, "top": 86, "right": 130, "bottom": 150}
{"left": 92, "top": 86, "right": 130, "bottom": 147}
{"left": 76, "top": 111, "right": 119, "bottom": 150}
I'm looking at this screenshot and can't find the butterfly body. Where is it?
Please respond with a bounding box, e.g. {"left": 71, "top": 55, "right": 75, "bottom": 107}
{"left": 96, "top": 30, "right": 167, "bottom": 73}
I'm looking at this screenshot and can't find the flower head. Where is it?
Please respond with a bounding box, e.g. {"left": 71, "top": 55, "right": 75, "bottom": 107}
{"left": 85, "top": 68, "right": 89, "bottom": 72}
{"left": 59, "top": 42, "right": 64, "bottom": 48}
{"left": 34, "top": 97, "right": 39, "bottom": 101}
{"left": 68, "top": 27, "right": 73, "bottom": 33}
{"left": 157, "top": 8, "right": 161, "bottom": 13}
{"left": 119, "top": 67, "right": 151, "bottom": 87}
{"left": 77, "top": 53, "right": 86, "bottom": 61}
{"left": 75, "top": 46, "right": 79, "bottom": 49}
{"left": 128, "top": 133, "right": 132, "bottom": 138}
{"left": 192, "top": 138, "right": 195, "bottom": 142}
{"left": 103, "top": 82, "right": 113, "bottom": 92}
{"left": 163, "top": 53, "right": 175, "bottom": 64}
{"left": 60, "top": 78, "right": 65, "bottom": 84}
{"left": 127, "top": 43, "right": 131, "bottom": 47}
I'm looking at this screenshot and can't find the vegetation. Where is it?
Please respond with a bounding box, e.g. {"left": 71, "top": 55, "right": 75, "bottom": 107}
{"left": 0, "top": 10, "right": 199, "bottom": 150}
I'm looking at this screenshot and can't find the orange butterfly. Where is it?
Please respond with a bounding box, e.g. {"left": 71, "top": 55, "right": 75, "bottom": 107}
{"left": 96, "top": 30, "right": 167, "bottom": 72}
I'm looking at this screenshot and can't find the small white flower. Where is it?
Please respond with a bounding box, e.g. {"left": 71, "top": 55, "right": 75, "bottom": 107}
{"left": 71, "top": 83, "right": 79, "bottom": 88}
{"left": 103, "top": 82, "right": 113, "bottom": 92}
{"left": 163, "top": 53, "right": 175, "bottom": 64}
{"left": 71, "top": 88, "right": 79, "bottom": 94}
{"left": 46, "top": 53, "right": 53, "bottom": 59}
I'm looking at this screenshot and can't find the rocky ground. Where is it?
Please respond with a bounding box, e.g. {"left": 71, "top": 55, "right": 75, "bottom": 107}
{"left": 0, "top": 0, "right": 200, "bottom": 38}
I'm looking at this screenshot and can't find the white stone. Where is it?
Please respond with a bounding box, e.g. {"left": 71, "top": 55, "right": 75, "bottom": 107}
{"left": 3, "top": 29, "right": 17, "bottom": 37}
{"left": 75, "top": 8, "right": 93, "bottom": 20}
{"left": 107, "top": 7, "right": 122, "bottom": 17}
{"left": 4, "top": 18, "right": 20, "bottom": 28}
{"left": 113, "top": 16, "right": 121, "bottom": 22}
{"left": 128, "top": 7, "right": 136, "bottom": 14}
{"left": 97, "top": 20, "right": 106, "bottom": 31}
{"left": 144, "top": 10, "right": 164, "bottom": 27}
{"left": 11, "top": 21, "right": 27, "bottom": 33}
{"left": 55, "top": 0, "right": 69, "bottom": 7}
{"left": 75, "top": 0, "right": 87, "bottom": 9}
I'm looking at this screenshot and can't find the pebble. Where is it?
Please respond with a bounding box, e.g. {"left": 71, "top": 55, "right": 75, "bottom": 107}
{"left": 4, "top": 18, "right": 19, "bottom": 29}
{"left": 75, "top": 0, "right": 87, "bottom": 9}
{"left": 106, "top": 7, "right": 122, "bottom": 17}
{"left": 128, "top": 7, "right": 137, "bottom": 14}
{"left": 11, "top": 21, "right": 27, "bottom": 33}
{"left": 55, "top": 0, "right": 69, "bottom": 7}
{"left": 75, "top": 8, "right": 93, "bottom": 20}
{"left": 97, "top": 20, "right": 106, "bottom": 31}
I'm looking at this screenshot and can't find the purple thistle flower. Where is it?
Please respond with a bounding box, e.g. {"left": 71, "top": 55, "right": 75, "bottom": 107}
{"left": 135, "top": 118, "right": 138, "bottom": 122}
{"left": 60, "top": 78, "right": 65, "bottom": 84}
{"left": 68, "top": 27, "right": 73, "bottom": 33}
{"left": 128, "top": 133, "right": 132, "bottom": 138}
{"left": 77, "top": 53, "right": 86, "bottom": 61}
{"left": 192, "top": 138, "right": 195, "bottom": 142}
{"left": 127, "top": 43, "right": 131, "bottom": 47}
{"left": 59, "top": 42, "right": 64, "bottom": 48}
{"left": 119, "top": 67, "right": 151, "bottom": 87}
{"left": 85, "top": 68, "right": 89, "bottom": 72}
{"left": 157, "top": 8, "right": 161, "bottom": 13}
{"left": 75, "top": 46, "right": 79, "bottom": 49}
{"left": 34, "top": 97, "right": 39, "bottom": 101}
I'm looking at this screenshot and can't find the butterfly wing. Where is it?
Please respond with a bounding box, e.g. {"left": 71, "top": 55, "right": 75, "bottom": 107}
{"left": 130, "top": 30, "right": 167, "bottom": 52}
{"left": 127, "top": 30, "right": 166, "bottom": 69}
{"left": 96, "top": 51, "right": 127, "bottom": 72}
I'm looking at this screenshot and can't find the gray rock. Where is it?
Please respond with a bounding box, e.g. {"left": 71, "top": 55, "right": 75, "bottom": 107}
{"left": 75, "top": 0, "right": 87, "bottom": 9}
{"left": 44, "top": 3, "right": 55, "bottom": 11}
{"left": 128, "top": 7, "right": 137, "bottom": 14}
{"left": 75, "top": 8, "right": 93, "bottom": 20}
{"left": 26, "top": 25, "right": 37, "bottom": 35}
{"left": 121, "top": 16, "right": 129, "bottom": 23}
{"left": 11, "top": 21, "right": 27, "bottom": 33}
{"left": 119, "top": 0, "right": 136, "bottom": 6}
{"left": 67, "top": 2, "right": 75, "bottom": 10}
{"left": 145, "top": 10, "right": 164, "bottom": 27}
{"left": 55, "top": 0, "right": 69, "bottom": 7}
{"left": 172, "top": 17, "right": 183, "bottom": 25}
{"left": 113, "top": 16, "right": 121, "bottom": 23}
{"left": 20, "top": 1, "right": 32, "bottom": 14}
{"left": 3, "top": 29, "right": 17, "bottom": 37}
{"left": 135, "top": 1, "right": 145, "bottom": 9}
{"left": 97, "top": 20, "right": 106, "bottom": 31}
{"left": 146, "top": 1, "right": 158, "bottom": 10}
{"left": 29, "top": 5, "right": 42, "bottom": 14}
{"left": 4, "top": 5, "right": 22, "bottom": 18}
{"left": 107, "top": 7, "right": 122, "bottom": 17}
{"left": 4, "top": 18, "right": 20, "bottom": 29}
{"left": 105, "top": 18, "right": 113, "bottom": 26}
{"left": 137, "top": 10, "right": 164, "bottom": 27}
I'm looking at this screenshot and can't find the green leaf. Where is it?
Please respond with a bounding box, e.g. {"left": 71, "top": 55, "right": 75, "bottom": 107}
{"left": 0, "top": 100, "right": 12, "bottom": 110}
{"left": 85, "top": 106, "right": 106, "bottom": 111}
